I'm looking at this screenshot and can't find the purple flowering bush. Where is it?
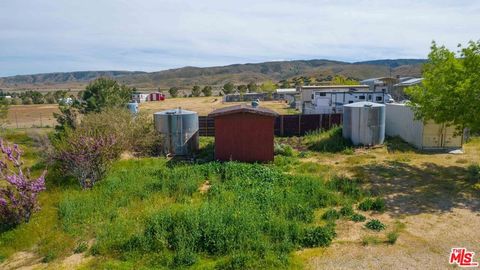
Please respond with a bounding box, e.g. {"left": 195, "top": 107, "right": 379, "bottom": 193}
{"left": 53, "top": 131, "right": 121, "bottom": 189}
{"left": 0, "top": 139, "right": 46, "bottom": 228}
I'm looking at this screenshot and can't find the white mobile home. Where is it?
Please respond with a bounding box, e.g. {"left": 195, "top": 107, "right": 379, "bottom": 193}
{"left": 132, "top": 92, "right": 149, "bottom": 103}
{"left": 300, "top": 85, "right": 394, "bottom": 114}
{"left": 385, "top": 103, "right": 463, "bottom": 150}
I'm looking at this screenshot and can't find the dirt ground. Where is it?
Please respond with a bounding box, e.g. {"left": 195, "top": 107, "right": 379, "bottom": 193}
{"left": 6, "top": 105, "right": 59, "bottom": 129}
{"left": 139, "top": 97, "right": 296, "bottom": 115}
{"left": 296, "top": 141, "right": 480, "bottom": 269}
{"left": 4, "top": 98, "right": 295, "bottom": 129}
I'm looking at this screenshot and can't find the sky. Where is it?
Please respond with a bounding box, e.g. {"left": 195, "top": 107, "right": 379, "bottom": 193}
{"left": 1, "top": 0, "right": 479, "bottom": 77}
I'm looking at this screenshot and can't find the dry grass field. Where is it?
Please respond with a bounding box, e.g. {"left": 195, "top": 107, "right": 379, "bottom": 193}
{"left": 140, "top": 97, "right": 297, "bottom": 115}
{"left": 4, "top": 97, "right": 295, "bottom": 129}
{"left": 6, "top": 104, "right": 60, "bottom": 129}
{"left": 289, "top": 138, "right": 480, "bottom": 269}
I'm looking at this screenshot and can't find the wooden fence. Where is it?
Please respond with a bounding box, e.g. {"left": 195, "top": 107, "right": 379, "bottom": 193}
{"left": 199, "top": 114, "right": 342, "bottom": 137}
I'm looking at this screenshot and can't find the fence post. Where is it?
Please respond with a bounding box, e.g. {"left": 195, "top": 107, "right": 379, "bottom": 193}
{"left": 280, "top": 116, "right": 284, "bottom": 136}
{"left": 298, "top": 114, "right": 301, "bottom": 136}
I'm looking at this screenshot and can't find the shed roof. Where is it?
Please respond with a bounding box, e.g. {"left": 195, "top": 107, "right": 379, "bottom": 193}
{"left": 209, "top": 104, "right": 279, "bottom": 117}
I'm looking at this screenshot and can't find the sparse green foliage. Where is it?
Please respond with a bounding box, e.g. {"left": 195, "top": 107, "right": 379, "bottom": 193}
{"left": 331, "top": 75, "right": 358, "bottom": 85}
{"left": 247, "top": 81, "right": 259, "bottom": 93}
{"left": 322, "top": 209, "right": 340, "bottom": 221}
{"left": 168, "top": 87, "right": 179, "bottom": 98}
{"left": 0, "top": 98, "right": 9, "bottom": 127}
{"left": 358, "top": 198, "right": 386, "bottom": 212}
{"left": 386, "top": 231, "right": 399, "bottom": 244}
{"left": 304, "top": 127, "right": 353, "bottom": 153}
{"left": 274, "top": 143, "right": 294, "bottom": 156}
{"left": 260, "top": 80, "right": 276, "bottom": 97}
{"left": 191, "top": 85, "right": 201, "bottom": 97}
{"left": 350, "top": 213, "right": 366, "bottom": 222}
{"left": 201, "top": 86, "right": 213, "bottom": 97}
{"left": 222, "top": 82, "right": 235, "bottom": 95}
{"left": 362, "top": 235, "right": 381, "bottom": 246}
{"left": 340, "top": 205, "right": 354, "bottom": 216}
{"left": 365, "top": 219, "right": 386, "bottom": 231}
{"left": 237, "top": 84, "right": 248, "bottom": 94}
{"left": 406, "top": 40, "right": 480, "bottom": 133}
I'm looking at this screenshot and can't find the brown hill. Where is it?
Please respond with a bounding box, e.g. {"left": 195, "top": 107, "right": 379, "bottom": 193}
{"left": 0, "top": 59, "right": 425, "bottom": 91}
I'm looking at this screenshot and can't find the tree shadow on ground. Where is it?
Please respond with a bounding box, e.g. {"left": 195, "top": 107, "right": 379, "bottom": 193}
{"left": 351, "top": 160, "right": 480, "bottom": 217}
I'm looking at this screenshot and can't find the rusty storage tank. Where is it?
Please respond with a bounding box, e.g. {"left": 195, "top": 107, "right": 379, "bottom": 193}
{"left": 343, "top": 101, "right": 385, "bottom": 146}
{"left": 154, "top": 108, "right": 199, "bottom": 155}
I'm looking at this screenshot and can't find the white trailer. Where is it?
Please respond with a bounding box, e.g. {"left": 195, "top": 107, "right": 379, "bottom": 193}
{"left": 385, "top": 103, "right": 463, "bottom": 150}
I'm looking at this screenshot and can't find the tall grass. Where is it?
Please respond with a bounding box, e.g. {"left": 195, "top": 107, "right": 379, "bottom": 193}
{"left": 57, "top": 160, "right": 361, "bottom": 268}
{"left": 304, "top": 127, "right": 353, "bottom": 153}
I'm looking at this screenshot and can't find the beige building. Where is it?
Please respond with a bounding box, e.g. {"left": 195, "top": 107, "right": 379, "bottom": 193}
{"left": 385, "top": 103, "right": 463, "bottom": 150}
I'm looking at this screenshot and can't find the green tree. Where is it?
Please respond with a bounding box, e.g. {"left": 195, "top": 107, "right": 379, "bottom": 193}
{"left": 81, "top": 78, "right": 133, "bottom": 113}
{"left": 237, "top": 85, "right": 248, "bottom": 94}
{"left": 22, "top": 97, "right": 33, "bottom": 105}
{"left": 223, "top": 82, "right": 235, "bottom": 95}
{"left": 202, "top": 86, "right": 213, "bottom": 97}
{"left": 247, "top": 81, "right": 259, "bottom": 93}
{"left": 331, "top": 75, "right": 358, "bottom": 85}
{"left": 279, "top": 80, "right": 291, "bottom": 88}
{"left": 260, "top": 80, "right": 277, "bottom": 99}
{"left": 406, "top": 41, "right": 480, "bottom": 133}
{"left": 191, "top": 85, "right": 201, "bottom": 97}
{"left": 169, "top": 87, "right": 179, "bottom": 98}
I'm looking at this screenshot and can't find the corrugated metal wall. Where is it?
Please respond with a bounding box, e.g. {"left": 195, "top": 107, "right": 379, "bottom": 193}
{"left": 385, "top": 103, "right": 463, "bottom": 149}
{"left": 214, "top": 113, "right": 275, "bottom": 162}
{"left": 199, "top": 114, "right": 342, "bottom": 137}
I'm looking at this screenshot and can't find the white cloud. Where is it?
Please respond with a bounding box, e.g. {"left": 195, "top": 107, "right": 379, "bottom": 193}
{"left": 0, "top": 0, "right": 479, "bottom": 76}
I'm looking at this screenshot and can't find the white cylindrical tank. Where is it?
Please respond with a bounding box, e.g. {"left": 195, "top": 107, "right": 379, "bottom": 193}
{"left": 154, "top": 109, "right": 199, "bottom": 156}
{"left": 343, "top": 102, "right": 385, "bottom": 146}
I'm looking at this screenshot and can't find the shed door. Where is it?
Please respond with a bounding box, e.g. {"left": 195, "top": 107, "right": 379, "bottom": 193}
{"left": 442, "top": 125, "right": 462, "bottom": 148}
{"left": 422, "top": 122, "right": 442, "bottom": 148}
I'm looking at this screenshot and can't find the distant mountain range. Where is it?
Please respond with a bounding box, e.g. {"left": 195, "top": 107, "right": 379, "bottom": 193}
{"left": 0, "top": 59, "right": 426, "bottom": 90}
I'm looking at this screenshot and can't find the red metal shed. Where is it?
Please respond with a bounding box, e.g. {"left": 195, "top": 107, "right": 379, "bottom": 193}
{"left": 208, "top": 104, "right": 278, "bottom": 163}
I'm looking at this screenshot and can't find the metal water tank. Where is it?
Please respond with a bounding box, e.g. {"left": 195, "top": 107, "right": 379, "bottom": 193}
{"left": 343, "top": 102, "right": 385, "bottom": 146}
{"left": 154, "top": 109, "right": 199, "bottom": 155}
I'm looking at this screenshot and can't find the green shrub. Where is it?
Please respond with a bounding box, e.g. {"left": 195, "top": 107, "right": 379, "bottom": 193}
{"left": 365, "top": 219, "right": 386, "bottom": 231}
{"left": 274, "top": 143, "right": 294, "bottom": 156}
{"left": 300, "top": 225, "right": 336, "bottom": 248}
{"left": 358, "top": 197, "right": 385, "bottom": 212}
{"left": 350, "top": 213, "right": 366, "bottom": 222}
{"left": 322, "top": 209, "right": 340, "bottom": 221}
{"left": 42, "top": 251, "right": 56, "bottom": 263}
{"left": 340, "top": 205, "right": 354, "bottom": 217}
{"left": 74, "top": 242, "right": 88, "bottom": 254}
{"left": 361, "top": 235, "right": 381, "bottom": 246}
{"left": 386, "top": 231, "right": 399, "bottom": 244}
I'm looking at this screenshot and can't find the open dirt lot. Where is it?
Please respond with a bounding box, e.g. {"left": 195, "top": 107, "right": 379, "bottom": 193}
{"left": 4, "top": 98, "right": 295, "bottom": 129}
{"left": 139, "top": 97, "right": 296, "bottom": 115}
{"left": 294, "top": 140, "right": 480, "bottom": 269}
{"left": 7, "top": 105, "right": 60, "bottom": 129}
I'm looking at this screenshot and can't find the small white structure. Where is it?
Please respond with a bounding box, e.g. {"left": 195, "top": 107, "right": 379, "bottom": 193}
{"left": 132, "top": 92, "right": 149, "bottom": 103}
{"left": 385, "top": 103, "right": 463, "bottom": 150}
{"left": 343, "top": 102, "right": 386, "bottom": 146}
{"left": 58, "top": 97, "right": 73, "bottom": 105}
{"left": 300, "top": 85, "right": 393, "bottom": 114}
